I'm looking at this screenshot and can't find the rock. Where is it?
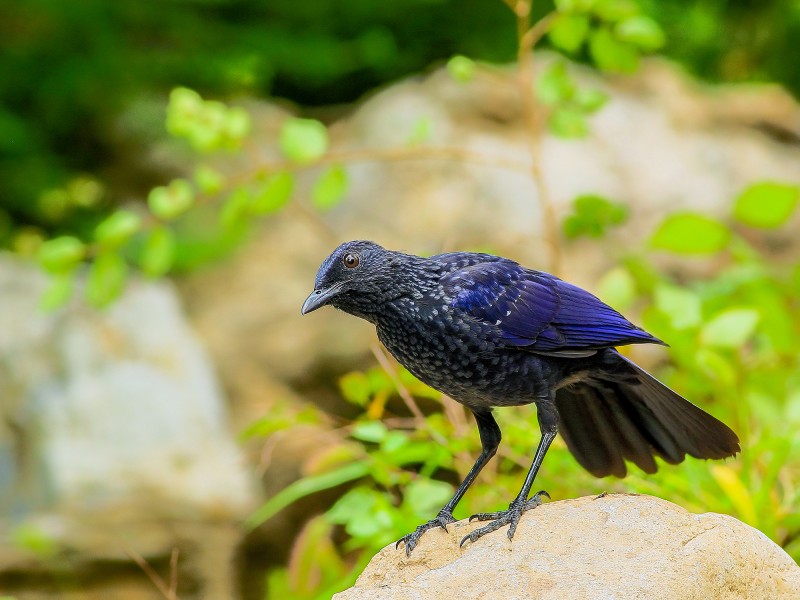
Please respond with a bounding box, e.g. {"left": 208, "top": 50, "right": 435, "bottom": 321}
{"left": 0, "top": 254, "right": 257, "bottom": 597}
{"left": 333, "top": 494, "right": 800, "bottom": 600}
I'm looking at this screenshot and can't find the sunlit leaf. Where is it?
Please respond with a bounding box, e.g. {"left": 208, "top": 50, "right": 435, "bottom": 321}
{"left": 37, "top": 236, "right": 85, "bottom": 274}
{"left": 339, "top": 372, "right": 372, "bottom": 406}
{"left": 536, "top": 61, "right": 575, "bottom": 106}
{"left": 589, "top": 28, "right": 639, "bottom": 73}
{"left": 446, "top": 55, "right": 476, "bottom": 83}
{"left": 574, "top": 87, "right": 609, "bottom": 113}
{"left": 85, "top": 252, "right": 128, "bottom": 308}
{"left": 148, "top": 179, "right": 194, "bottom": 221}
{"left": 40, "top": 273, "right": 74, "bottom": 311}
{"left": 194, "top": 165, "right": 225, "bottom": 194}
{"left": 654, "top": 284, "right": 702, "bottom": 330}
{"left": 711, "top": 465, "right": 758, "bottom": 526}
{"left": 351, "top": 421, "right": 388, "bottom": 443}
{"left": 95, "top": 210, "right": 142, "bottom": 248}
{"left": 279, "top": 118, "right": 329, "bottom": 164}
{"left": 549, "top": 13, "right": 590, "bottom": 53}
{"left": 650, "top": 212, "right": 730, "bottom": 254}
{"left": 312, "top": 165, "right": 348, "bottom": 211}
{"left": 245, "top": 463, "right": 370, "bottom": 530}
{"left": 733, "top": 181, "right": 799, "bottom": 229}
{"left": 549, "top": 106, "right": 588, "bottom": 138}
{"left": 563, "top": 194, "right": 628, "bottom": 237}
{"left": 403, "top": 479, "right": 454, "bottom": 515}
{"left": 700, "top": 308, "right": 760, "bottom": 348}
{"left": 139, "top": 225, "right": 175, "bottom": 277}
{"left": 615, "top": 16, "right": 666, "bottom": 50}
{"left": 251, "top": 171, "right": 294, "bottom": 215}
{"left": 597, "top": 267, "right": 637, "bottom": 310}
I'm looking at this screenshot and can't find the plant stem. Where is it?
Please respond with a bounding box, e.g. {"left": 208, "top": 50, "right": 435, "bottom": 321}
{"left": 509, "top": 1, "right": 562, "bottom": 274}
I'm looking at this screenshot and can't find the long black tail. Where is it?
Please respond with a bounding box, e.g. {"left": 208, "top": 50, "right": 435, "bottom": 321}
{"left": 554, "top": 350, "right": 740, "bottom": 478}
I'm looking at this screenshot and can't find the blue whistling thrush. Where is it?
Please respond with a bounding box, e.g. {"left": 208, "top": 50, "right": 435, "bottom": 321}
{"left": 301, "top": 241, "right": 740, "bottom": 554}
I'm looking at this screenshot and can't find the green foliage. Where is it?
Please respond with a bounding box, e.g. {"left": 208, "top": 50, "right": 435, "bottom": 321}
{"left": 562, "top": 194, "right": 629, "bottom": 238}
{"left": 167, "top": 88, "right": 251, "bottom": 152}
{"left": 252, "top": 179, "right": 800, "bottom": 597}
{"left": 252, "top": 172, "right": 295, "bottom": 215}
{"left": 734, "top": 181, "right": 799, "bottom": 229}
{"left": 280, "top": 119, "right": 330, "bottom": 164}
{"left": 447, "top": 55, "right": 477, "bottom": 83}
{"left": 312, "top": 165, "right": 349, "bottom": 211}
{"left": 650, "top": 212, "right": 730, "bottom": 254}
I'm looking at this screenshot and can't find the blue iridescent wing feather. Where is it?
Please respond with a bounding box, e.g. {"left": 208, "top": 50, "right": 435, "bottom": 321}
{"left": 439, "top": 257, "right": 661, "bottom": 352}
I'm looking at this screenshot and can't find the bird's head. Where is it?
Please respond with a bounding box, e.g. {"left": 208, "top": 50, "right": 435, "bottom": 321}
{"left": 302, "top": 240, "right": 407, "bottom": 317}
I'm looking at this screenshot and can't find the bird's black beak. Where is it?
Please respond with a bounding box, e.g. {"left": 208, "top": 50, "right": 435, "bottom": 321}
{"left": 301, "top": 284, "right": 343, "bottom": 315}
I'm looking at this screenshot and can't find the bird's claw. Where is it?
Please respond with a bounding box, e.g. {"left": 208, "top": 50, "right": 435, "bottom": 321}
{"left": 395, "top": 510, "right": 457, "bottom": 556}
{"left": 461, "top": 490, "right": 549, "bottom": 548}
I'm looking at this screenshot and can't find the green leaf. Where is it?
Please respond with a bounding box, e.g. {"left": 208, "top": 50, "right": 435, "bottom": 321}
{"left": 596, "top": 267, "right": 636, "bottom": 310}
{"left": 245, "top": 462, "right": 370, "bottom": 530}
{"left": 148, "top": 179, "right": 194, "bottom": 221}
{"left": 549, "top": 106, "right": 588, "bottom": 138}
{"left": 733, "top": 181, "right": 799, "bottom": 229}
{"left": 403, "top": 479, "right": 454, "bottom": 515}
{"left": 37, "top": 236, "right": 85, "bottom": 274}
{"left": 563, "top": 194, "right": 628, "bottom": 238}
{"left": 220, "top": 188, "right": 251, "bottom": 229}
{"left": 555, "top": 0, "right": 597, "bottom": 12}
{"left": 549, "top": 13, "right": 590, "bottom": 53}
{"left": 446, "top": 55, "right": 476, "bottom": 83}
{"left": 95, "top": 210, "right": 142, "bottom": 248}
{"left": 592, "top": 0, "right": 638, "bottom": 22}
{"left": 224, "top": 106, "right": 251, "bottom": 140}
{"left": 650, "top": 213, "right": 731, "bottom": 255}
{"left": 40, "top": 273, "right": 74, "bottom": 311}
{"left": 615, "top": 16, "right": 666, "bottom": 51}
{"left": 351, "top": 421, "right": 387, "bottom": 443}
{"left": 694, "top": 348, "right": 736, "bottom": 388}
{"left": 536, "top": 61, "right": 575, "bottom": 106}
{"left": 312, "top": 165, "right": 348, "bottom": 211}
{"left": 700, "top": 308, "right": 760, "bottom": 349}
{"left": 86, "top": 252, "right": 128, "bottom": 308}
{"left": 654, "top": 284, "right": 702, "bottom": 330}
{"left": 279, "top": 118, "right": 329, "bottom": 164}
{"left": 194, "top": 165, "right": 225, "bottom": 194}
{"left": 574, "top": 87, "right": 609, "bottom": 113}
{"left": 339, "top": 372, "right": 372, "bottom": 406}
{"left": 250, "top": 171, "right": 294, "bottom": 215}
{"left": 139, "top": 225, "right": 175, "bottom": 277}
{"left": 589, "top": 28, "right": 639, "bottom": 73}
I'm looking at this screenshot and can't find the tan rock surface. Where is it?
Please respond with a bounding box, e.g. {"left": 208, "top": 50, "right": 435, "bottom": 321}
{"left": 333, "top": 494, "right": 800, "bottom": 600}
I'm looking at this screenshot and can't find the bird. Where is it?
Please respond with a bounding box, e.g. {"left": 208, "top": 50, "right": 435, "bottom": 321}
{"left": 301, "top": 240, "right": 740, "bottom": 555}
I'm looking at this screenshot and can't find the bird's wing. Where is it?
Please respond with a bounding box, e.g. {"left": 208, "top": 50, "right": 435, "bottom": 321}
{"left": 441, "top": 259, "right": 661, "bottom": 352}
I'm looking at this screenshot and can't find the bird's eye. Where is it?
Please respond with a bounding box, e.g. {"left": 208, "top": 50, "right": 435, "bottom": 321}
{"left": 343, "top": 253, "right": 360, "bottom": 269}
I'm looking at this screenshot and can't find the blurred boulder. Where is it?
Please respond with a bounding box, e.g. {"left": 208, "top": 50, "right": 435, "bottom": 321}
{"left": 180, "top": 56, "right": 800, "bottom": 392}
{"left": 0, "top": 254, "right": 256, "bottom": 598}
{"left": 333, "top": 494, "right": 800, "bottom": 600}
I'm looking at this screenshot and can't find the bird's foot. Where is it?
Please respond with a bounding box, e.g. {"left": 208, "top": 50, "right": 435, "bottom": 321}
{"left": 395, "top": 509, "right": 457, "bottom": 556}
{"left": 460, "top": 490, "right": 550, "bottom": 548}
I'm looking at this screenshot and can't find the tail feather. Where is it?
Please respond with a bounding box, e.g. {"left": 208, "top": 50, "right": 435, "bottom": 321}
{"left": 555, "top": 350, "right": 740, "bottom": 478}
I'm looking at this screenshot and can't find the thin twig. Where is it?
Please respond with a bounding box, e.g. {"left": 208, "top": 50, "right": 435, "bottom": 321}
{"left": 169, "top": 547, "right": 179, "bottom": 600}
{"left": 125, "top": 545, "right": 180, "bottom": 600}
{"left": 507, "top": 1, "right": 563, "bottom": 274}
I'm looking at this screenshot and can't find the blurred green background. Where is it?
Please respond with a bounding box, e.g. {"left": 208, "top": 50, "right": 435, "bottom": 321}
{"left": 1, "top": 0, "right": 799, "bottom": 599}
{"left": 2, "top": 0, "right": 799, "bottom": 235}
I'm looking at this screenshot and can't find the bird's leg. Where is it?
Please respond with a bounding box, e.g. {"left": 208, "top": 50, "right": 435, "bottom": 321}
{"left": 461, "top": 403, "right": 558, "bottom": 548}
{"left": 396, "top": 410, "right": 501, "bottom": 556}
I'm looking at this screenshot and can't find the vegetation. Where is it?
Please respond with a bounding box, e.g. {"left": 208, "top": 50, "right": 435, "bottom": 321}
{"left": 2, "top": 0, "right": 798, "bottom": 598}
